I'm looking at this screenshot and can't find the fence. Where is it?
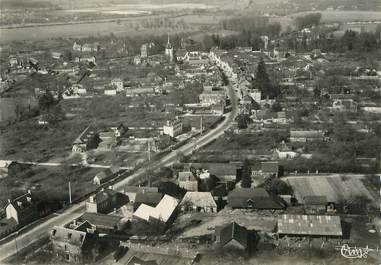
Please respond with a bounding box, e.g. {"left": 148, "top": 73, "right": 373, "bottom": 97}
{"left": 121, "top": 241, "right": 198, "bottom": 259}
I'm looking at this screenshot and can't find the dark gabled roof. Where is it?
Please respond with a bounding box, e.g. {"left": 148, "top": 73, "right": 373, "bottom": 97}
{"left": 134, "top": 192, "right": 162, "bottom": 206}
{"left": 228, "top": 188, "right": 285, "bottom": 209}
{"left": 78, "top": 212, "right": 121, "bottom": 229}
{"left": 126, "top": 256, "right": 158, "bottom": 265}
{"left": 8, "top": 192, "right": 36, "bottom": 213}
{"left": 212, "top": 184, "right": 228, "bottom": 197}
{"left": 303, "top": 196, "right": 327, "bottom": 206}
{"left": 90, "top": 189, "right": 119, "bottom": 205}
{"left": 216, "top": 222, "right": 248, "bottom": 249}
{"left": 50, "top": 226, "right": 87, "bottom": 247}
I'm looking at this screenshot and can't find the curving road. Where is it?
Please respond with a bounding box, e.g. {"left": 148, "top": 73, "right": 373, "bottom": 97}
{"left": 0, "top": 67, "right": 238, "bottom": 262}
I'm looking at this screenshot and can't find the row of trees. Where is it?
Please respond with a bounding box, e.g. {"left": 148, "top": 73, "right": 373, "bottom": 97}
{"left": 294, "top": 13, "right": 322, "bottom": 30}
{"left": 221, "top": 16, "right": 282, "bottom": 38}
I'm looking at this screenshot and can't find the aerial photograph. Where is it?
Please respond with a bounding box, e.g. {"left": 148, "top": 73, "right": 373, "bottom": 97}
{"left": 0, "top": 0, "right": 380, "bottom": 264}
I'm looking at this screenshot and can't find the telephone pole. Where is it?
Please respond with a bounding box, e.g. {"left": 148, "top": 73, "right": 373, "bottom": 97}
{"left": 148, "top": 141, "right": 151, "bottom": 161}
{"left": 68, "top": 181, "right": 72, "bottom": 204}
{"left": 200, "top": 116, "right": 203, "bottom": 135}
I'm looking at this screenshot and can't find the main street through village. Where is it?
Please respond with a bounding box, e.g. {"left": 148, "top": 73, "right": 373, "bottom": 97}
{"left": 0, "top": 68, "right": 239, "bottom": 263}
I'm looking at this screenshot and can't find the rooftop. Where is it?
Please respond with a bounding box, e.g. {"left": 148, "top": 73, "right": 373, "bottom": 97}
{"left": 50, "top": 226, "right": 87, "bottom": 247}
{"left": 216, "top": 222, "right": 248, "bottom": 249}
{"left": 78, "top": 212, "right": 121, "bottom": 229}
{"left": 277, "top": 214, "right": 342, "bottom": 237}
{"left": 228, "top": 188, "right": 285, "bottom": 209}
{"left": 180, "top": 192, "right": 217, "bottom": 208}
{"left": 133, "top": 195, "right": 179, "bottom": 223}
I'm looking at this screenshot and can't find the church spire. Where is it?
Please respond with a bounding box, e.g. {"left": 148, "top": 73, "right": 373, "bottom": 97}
{"left": 166, "top": 33, "right": 172, "bottom": 49}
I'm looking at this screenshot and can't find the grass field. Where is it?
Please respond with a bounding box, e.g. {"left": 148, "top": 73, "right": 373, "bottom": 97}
{"left": 290, "top": 11, "right": 381, "bottom": 23}
{"left": 285, "top": 174, "right": 376, "bottom": 204}
{"left": 271, "top": 10, "right": 381, "bottom": 32}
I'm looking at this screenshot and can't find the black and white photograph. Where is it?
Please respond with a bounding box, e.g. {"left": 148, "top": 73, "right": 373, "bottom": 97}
{"left": 0, "top": 0, "right": 380, "bottom": 264}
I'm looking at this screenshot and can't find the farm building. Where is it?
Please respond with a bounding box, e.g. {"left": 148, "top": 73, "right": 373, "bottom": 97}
{"left": 180, "top": 192, "right": 217, "bottom": 213}
{"left": 214, "top": 222, "right": 249, "bottom": 251}
{"left": 227, "top": 188, "right": 286, "bottom": 210}
{"left": 277, "top": 214, "right": 342, "bottom": 238}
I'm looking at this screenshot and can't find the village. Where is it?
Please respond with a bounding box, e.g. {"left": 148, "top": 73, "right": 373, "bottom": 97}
{"left": 0, "top": 2, "right": 381, "bottom": 265}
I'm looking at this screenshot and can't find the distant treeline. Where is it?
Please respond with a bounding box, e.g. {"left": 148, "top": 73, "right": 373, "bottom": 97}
{"left": 294, "top": 13, "right": 322, "bottom": 30}
{"left": 0, "top": 0, "right": 57, "bottom": 9}
{"left": 221, "top": 16, "right": 282, "bottom": 38}
{"left": 292, "top": 0, "right": 381, "bottom": 11}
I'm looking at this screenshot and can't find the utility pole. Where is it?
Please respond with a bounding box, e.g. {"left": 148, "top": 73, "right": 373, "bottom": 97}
{"left": 148, "top": 141, "right": 151, "bottom": 161}
{"left": 200, "top": 116, "right": 203, "bottom": 135}
{"left": 14, "top": 232, "right": 18, "bottom": 262}
{"left": 68, "top": 181, "right": 72, "bottom": 204}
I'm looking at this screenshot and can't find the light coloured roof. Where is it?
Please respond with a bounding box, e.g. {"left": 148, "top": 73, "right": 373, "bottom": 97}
{"left": 133, "top": 195, "right": 179, "bottom": 223}
{"left": 0, "top": 160, "right": 13, "bottom": 168}
{"left": 180, "top": 192, "right": 217, "bottom": 208}
{"left": 277, "top": 214, "right": 342, "bottom": 236}
{"left": 178, "top": 171, "right": 197, "bottom": 182}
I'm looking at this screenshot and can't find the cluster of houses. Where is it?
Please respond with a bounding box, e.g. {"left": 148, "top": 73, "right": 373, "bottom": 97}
{"left": 0, "top": 190, "right": 49, "bottom": 238}
{"left": 44, "top": 157, "right": 351, "bottom": 264}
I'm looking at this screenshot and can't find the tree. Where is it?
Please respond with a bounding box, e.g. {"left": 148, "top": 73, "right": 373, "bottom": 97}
{"left": 254, "top": 58, "right": 280, "bottom": 99}
{"left": 265, "top": 178, "right": 292, "bottom": 195}
{"left": 295, "top": 13, "right": 322, "bottom": 30}
{"left": 237, "top": 114, "right": 249, "bottom": 129}
{"left": 63, "top": 50, "right": 72, "bottom": 61}
{"left": 271, "top": 102, "right": 282, "bottom": 112}
{"left": 241, "top": 160, "right": 252, "bottom": 188}
{"left": 38, "top": 91, "right": 55, "bottom": 112}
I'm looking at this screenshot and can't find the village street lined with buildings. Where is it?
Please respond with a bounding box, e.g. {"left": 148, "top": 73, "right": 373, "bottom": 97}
{"left": 1, "top": 1, "right": 381, "bottom": 265}
{"left": 0, "top": 58, "right": 239, "bottom": 262}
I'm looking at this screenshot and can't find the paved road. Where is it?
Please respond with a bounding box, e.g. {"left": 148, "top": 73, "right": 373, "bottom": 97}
{"left": 0, "top": 68, "right": 238, "bottom": 262}
{"left": 14, "top": 161, "right": 131, "bottom": 170}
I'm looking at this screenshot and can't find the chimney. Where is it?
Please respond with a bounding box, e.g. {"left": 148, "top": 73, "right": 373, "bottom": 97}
{"left": 89, "top": 196, "right": 95, "bottom": 203}
{"left": 27, "top": 189, "right": 31, "bottom": 194}
{"left": 17, "top": 201, "right": 22, "bottom": 207}
{"left": 26, "top": 196, "right": 32, "bottom": 203}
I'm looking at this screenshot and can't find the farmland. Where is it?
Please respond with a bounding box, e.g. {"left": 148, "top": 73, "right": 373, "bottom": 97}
{"left": 289, "top": 10, "right": 381, "bottom": 23}
{"left": 285, "top": 174, "right": 376, "bottom": 205}
{"left": 271, "top": 10, "right": 381, "bottom": 32}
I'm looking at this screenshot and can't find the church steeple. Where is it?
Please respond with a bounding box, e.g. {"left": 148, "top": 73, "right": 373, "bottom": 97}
{"left": 166, "top": 33, "right": 172, "bottom": 49}
{"left": 165, "top": 33, "right": 174, "bottom": 62}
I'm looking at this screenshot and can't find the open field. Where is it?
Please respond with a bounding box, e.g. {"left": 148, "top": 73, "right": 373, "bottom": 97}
{"left": 0, "top": 20, "right": 194, "bottom": 44}
{"left": 285, "top": 174, "right": 376, "bottom": 204}
{"left": 290, "top": 10, "right": 381, "bottom": 23}
{"left": 271, "top": 10, "right": 381, "bottom": 32}
{"left": 0, "top": 165, "right": 99, "bottom": 208}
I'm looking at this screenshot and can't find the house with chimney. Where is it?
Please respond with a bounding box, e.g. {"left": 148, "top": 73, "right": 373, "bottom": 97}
{"left": 5, "top": 190, "right": 39, "bottom": 226}
{"left": 50, "top": 224, "right": 99, "bottom": 263}
{"left": 163, "top": 118, "right": 183, "bottom": 138}
{"left": 72, "top": 125, "right": 100, "bottom": 153}
{"left": 85, "top": 188, "right": 128, "bottom": 214}
{"left": 178, "top": 171, "right": 198, "bottom": 191}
